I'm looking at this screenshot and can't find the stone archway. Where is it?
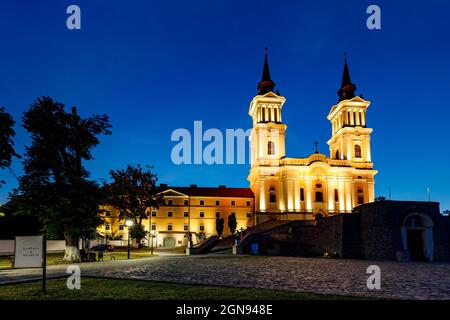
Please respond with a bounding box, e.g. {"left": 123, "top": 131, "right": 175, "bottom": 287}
{"left": 401, "top": 213, "right": 434, "bottom": 261}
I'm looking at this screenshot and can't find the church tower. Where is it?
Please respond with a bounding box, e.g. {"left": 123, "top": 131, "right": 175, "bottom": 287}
{"left": 327, "top": 54, "right": 373, "bottom": 165}
{"left": 327, "top": 54, "right": 376, "bottom": 202}
{"left": 248, "top": 50, "right": 286, "bottom": 219}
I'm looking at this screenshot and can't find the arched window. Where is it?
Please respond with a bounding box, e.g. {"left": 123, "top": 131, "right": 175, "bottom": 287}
{"left": 354, "top": 145, "right": 362, "bottom": 158}
{"left": 315, "top": 191, "right": 323, "bottom": 203}
{"left": 268, "top": 141, "right": 275, "bottom": 155}
{"left": 335, "top": 150, "right": 340, "bottom": 159}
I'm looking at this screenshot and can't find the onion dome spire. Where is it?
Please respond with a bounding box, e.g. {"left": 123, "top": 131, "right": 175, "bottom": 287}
{"left": 337, "top": 52, "right": 357, "bottom": 101}
{"left": 257, "top": 48, "right": 276, "bottom": 95}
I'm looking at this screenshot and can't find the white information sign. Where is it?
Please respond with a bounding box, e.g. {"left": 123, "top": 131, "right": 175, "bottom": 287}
{"left": 14, "top": 236, "right": 43, "bottom": 268}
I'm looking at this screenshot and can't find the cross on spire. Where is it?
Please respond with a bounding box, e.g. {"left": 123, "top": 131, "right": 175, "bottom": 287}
{"left": 314, "top": 141, "right": 319, "bottom": 154}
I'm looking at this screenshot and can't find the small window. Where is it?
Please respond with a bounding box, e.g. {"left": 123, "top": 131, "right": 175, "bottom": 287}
{"left": 354, "top": 145, "right": 362, "bottom": 158}
{"left": 119, "top": 224, "right": 124, "bottom": 230}
{"left": 246, "top": 213, "right": 252, "bottom": 218}
{"left": 334, "top": 189, "right": 339, "bottom": 202}
{"left": 151, "top": 211, "right": 156, "bottom": 217}
{"left": 231, "top": 200, "right": 236, "bottom": 206}
{"left": 178, "top": 240, "right": 182, "bottom": 245}
{"left": 105, "top": 210, "right": 111, "bottom": 217}
{"left": 246, "top": 201, "right": 251, "bottom": 206}
{"left": 268, "top": 141, "right": 275, "bottom": 155}
{"left": 184, "top": 199, "right": 189, "bottom": 206}
{"left": 105, "top": 223, "right": 110, "bottom": 230}
{"left": 200, "top": 211, "right": 205, "bottom": 218}
{"left": 269, "top": 193, "right": 276, "bottom": 203}
{"left": 184, "top": 211, "right": 189, "bottom": 217}
{"left": 167, "top": 199, "right": 173, "bottom": 205}
{"left": 151, "top": 224, "right": 156, "bottom": 231}
{"left": 168, "top": 224, "right": 173, "bottom": 231}
{"left": 168, "top": 211, "right": 173, "bottom": 217}
{"left": 184, "top": 224, "right": 188, "bottom": 231}
{"left": 199, "top": 224, "right": 204, "bottom": 231}
{"left": 200, "top": 200, "right": 205, "bottom": 206}
{"left": 300, "top": 188, "right": 305, "bottom": 202}
{"left": 216, "top": 200, "right": 220, "bottom": 206}
{"left": 315, "top": 191, "right": 323, "bottom": 203}
{"left": 357, "top": 196, "right": 364, "bottom": 205}
{"left": 335, "top": 150, "right": 340, "bottom": 159}
{"left": 215, "top": 212, "right": 220, "bottom": 218}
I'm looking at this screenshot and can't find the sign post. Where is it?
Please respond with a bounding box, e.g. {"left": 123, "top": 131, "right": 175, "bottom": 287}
{"left": 42, "top": 231, "right": 47, "bottom": 292}
{"left": 13, "top": 234, "right": 46, "bottom": 291}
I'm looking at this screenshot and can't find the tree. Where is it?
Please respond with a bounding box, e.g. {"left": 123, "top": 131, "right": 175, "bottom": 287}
{"left": 375, "top": 196, "right": 386, "bottom": 201}
{"left": 103, "top": 164, "right": 164, "bottom": 244}
{"left": 15, "top": 96, "right": 111, "bottom": 262}
{"left": 215, "top": 217, "right": 224, "bottom": 237}
{"left": 228, "top": 213, "right": 237, "bottom": 234}
{"left": 0, "top": 107, "right": 18, "bottom": 185}
{"left": 443, "top": 210, "right": 450, "bottom": 216}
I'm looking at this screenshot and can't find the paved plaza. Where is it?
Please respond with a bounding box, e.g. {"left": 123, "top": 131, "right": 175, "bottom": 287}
{"left": 1, "top": 254, "right": 450, "bottom": 299}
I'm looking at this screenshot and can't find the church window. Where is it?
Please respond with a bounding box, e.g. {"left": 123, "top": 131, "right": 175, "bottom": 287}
{"left": 184, "top": 211, "right": 188, "bottom": 217}
{"left": 262, "top": 108, "right": 265, "bottom": 122}
{"left": 167, "top": 199, "right": 173, "bottom": 205}
{"left": 200, "top": 224, "right": 205, "bottom": 231}
{"left": 168, "top": 224, "right": 173, "bottom": 231}
{"left": 168, "top": 211, "right": 173, "bottom": 217}
{"left": 354, "top": 145, "right": 362, "bottom": 158}
{"left": 200, "top": 211, "right": 204, "bottom": 218}
{"left": 200, "top": 200, "right": 205, "bottom": 206}
{"left": 268, "top": 141, "right": 275, "bottom": 155}
{"left": 315, "top": 191, "right": 323, "bottom": 203}
{"left": 357, "top": 196, "right": 364, "bottom": 204}
{"left": 334, "top": 189, "right": 339, "bottom": 202}
{"left": 300, "top": 188, "right": 305, "bottom": 201}
{"left": 269, "top": 187, "right": 276, "bottom": 203}
{"left": 335, "top": 150, "right": 340, "bottom": 159}
{"left": 184, "top": 224, "right": 188, "bottom": 231}
{"left": 152, "top": 224, "right": 156, "bottom": 231}
{"left": 184, "top": 199, "right": 189, "bottom": 206}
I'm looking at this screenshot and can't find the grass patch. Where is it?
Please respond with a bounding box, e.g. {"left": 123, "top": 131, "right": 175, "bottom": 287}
{"left": 0, "top": 277, "right": 360, "bottom": 300}
{"left": 0, "top": 249, "right": 155, "bottom": 270}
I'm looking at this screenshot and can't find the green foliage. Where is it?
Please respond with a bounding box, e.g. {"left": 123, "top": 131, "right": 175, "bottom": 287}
{"left": 0, "top": 107, "right": 18, "bottom": 185}
{"left": 216, "top": 217, "right": 224, "bottom": 237}
{"left": 103, "top": 164, "right": 164, "bottom": 241}
{"left": 130, "top": 223, "right": 148, "bottom": 240}
{"left": 228, "top": 214, "right": 237, "bottom": 234}
{"left": 14, "top": 97, "right": 111, "bottom": 245}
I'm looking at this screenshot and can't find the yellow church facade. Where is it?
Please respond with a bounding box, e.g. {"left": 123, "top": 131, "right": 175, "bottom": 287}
{"left": 97, "top": 51, "right": 377, "bottom": 246}
{"left": 248, "top": 52, "right": 377, "bottom": 223}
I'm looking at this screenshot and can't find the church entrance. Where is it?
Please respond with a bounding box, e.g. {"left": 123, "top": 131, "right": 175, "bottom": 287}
{"left": 401, "top": 213, "right": 434, "bottom": 262}
{"left": 406, "top": 229, "right": 425, "bottom": 261}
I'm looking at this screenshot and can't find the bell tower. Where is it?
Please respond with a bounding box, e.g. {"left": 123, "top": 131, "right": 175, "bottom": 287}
{"left": 327, "top": 54, "right": 373, "bottom": 166}
{"left": 248, "top": 49, "right": 286, "bottom": 219}
{"left": 248, "top": 49, "right": 287, "bottom": 165}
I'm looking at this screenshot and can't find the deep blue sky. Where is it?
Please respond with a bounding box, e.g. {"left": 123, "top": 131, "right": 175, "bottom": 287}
{"left": 0, "top": 1, "right": 449, "bottom": 210}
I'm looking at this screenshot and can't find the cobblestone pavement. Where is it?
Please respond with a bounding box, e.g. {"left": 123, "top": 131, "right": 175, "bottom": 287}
{"left": 1, "top": 255, "right": 450, "bottom": 299}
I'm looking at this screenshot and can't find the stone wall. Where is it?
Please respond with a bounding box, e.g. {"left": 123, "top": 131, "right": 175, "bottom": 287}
{"left": 355, "top": 200, "right": 450, "bottom": 261}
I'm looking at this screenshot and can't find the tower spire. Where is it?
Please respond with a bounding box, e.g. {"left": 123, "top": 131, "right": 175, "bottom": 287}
{"left": 257, "top": 48, "right": 276, "bottom": 95}
{"left": 337, "top": 52, "right": 357, "bottom": 101}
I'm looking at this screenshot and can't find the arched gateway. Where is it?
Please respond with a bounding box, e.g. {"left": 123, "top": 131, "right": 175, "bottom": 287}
{"left": 401, "top": 213, "right": 434, "bottom": 261}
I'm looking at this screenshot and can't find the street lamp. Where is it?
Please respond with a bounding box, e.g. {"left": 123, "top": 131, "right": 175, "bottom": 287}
{"left": 125, "top": 219, "right": 133, "bottom": 259}
{"left": 150, "top": 230, "right": 158, "bottom": 255}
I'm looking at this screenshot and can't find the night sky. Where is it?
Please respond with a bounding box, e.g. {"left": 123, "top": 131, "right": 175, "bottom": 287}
{"left": 0, "top": 1, "right": 449, "bottom": 210}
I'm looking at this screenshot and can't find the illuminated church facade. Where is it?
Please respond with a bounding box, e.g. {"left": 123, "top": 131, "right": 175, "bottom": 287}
{"left": 248, "top": 52, "right": 377, "bottom": 223}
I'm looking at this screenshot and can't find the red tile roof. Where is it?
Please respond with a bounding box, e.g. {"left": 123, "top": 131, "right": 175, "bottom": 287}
{"left": 160, "top": 185, "right": 254, "bottom": 198}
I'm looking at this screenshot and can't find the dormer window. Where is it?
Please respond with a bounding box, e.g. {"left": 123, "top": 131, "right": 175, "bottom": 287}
{"left": 268, "top": 141, "right": 275, "bottom": 155}
{"left": 354, "top": 145, "right": 362, "bottom": 158}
